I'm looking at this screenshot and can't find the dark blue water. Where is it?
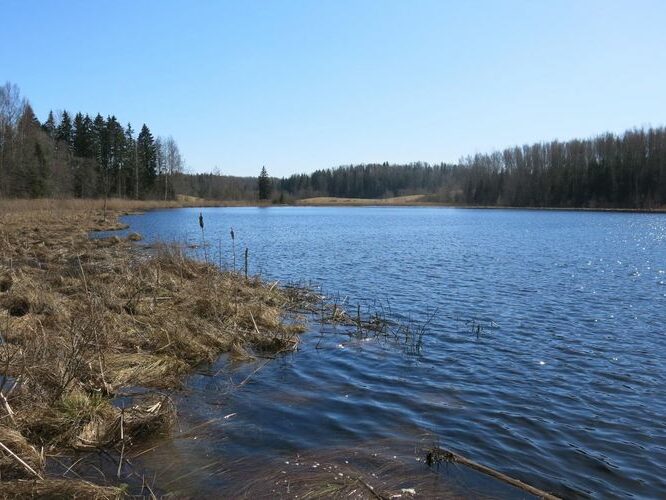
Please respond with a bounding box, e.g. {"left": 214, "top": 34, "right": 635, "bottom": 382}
{"left": 115, "top": 207, "right": 666, "bottom": 498}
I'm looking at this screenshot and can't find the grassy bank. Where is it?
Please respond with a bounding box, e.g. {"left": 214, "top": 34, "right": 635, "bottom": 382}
{"left": 3, "top": 195, "right": 662, "bottom": 213}
{"left": 295, "top": 195, "right": 435, "bottom": 206}
{"left": 0, "top": 200, "right": 307, "bottom": 496}
{"left": 296, "top": 195, "right": 666, "bottom": 212}
{"left": 0, "top": 195, "right": 265, "bottom": 214}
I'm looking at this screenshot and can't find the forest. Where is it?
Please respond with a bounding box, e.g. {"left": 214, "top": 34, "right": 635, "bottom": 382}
{"left": 280, "top": 130, "right": 666, "bottom": 209}
{"left": 2, "top": 81, "right": 665, "bottom": 208}
{"left": 0, "top": 82, "right": 184, "bottom": 200}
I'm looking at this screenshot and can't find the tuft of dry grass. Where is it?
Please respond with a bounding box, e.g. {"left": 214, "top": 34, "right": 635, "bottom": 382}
{"left": 0, "top": 478, "right": 124, "bottom": 499}
{"left": 0, "top": 199, "right": 310, "bottom": 494}
{"left": 105, "top": 353, "right": 188, "bottom": 389}
{"left": 0, "top": 425, "right": 43, "bottom": 480}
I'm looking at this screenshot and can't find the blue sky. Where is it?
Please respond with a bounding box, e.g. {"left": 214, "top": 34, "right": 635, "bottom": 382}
{"left": 2, "top": 0, "right": 665, "bottom": 177}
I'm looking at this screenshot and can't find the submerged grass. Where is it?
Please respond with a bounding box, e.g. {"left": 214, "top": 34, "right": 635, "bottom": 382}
{"left": 0, "top": 200, "right": 309, "bottom": 494}
{"left": 219, "top": 445, "right": 468, "bottom": 500}
{"left": 0, "top": 478, "right": 124, "bottom": 499}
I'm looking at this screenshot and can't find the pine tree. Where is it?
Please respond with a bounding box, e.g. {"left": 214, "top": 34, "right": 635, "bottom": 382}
{"left": 258, "top": 165, "right": 271, "bottom": 200}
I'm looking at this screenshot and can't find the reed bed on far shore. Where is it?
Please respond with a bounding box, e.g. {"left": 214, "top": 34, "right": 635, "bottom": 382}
{"left": 0, "top": 195, "right": 261, "bottom": 216}
{"left": 0, "top": 202, "right": 307, "bottom": 496}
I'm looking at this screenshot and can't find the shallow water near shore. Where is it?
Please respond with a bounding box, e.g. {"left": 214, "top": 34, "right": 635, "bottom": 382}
{"left": 108, "top": 207, "right": 665, "bottom": 498}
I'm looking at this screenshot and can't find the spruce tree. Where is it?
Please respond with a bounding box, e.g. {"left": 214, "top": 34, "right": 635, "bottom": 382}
{"left": 258, "top": 165, "right": 271, "bottom": 200}
{"left": 71, "top": 114, "right": 96, "bottom": 197}
{"left": 73, "top": 112, "right": 93, "bottom": 157}
{"left": 42, "top": 110, "right": 56, "bottom": 138}
{"left": 55, "top": 111, "right": 73, "bottom": 148}
{"left": 92, "top": 114, "right": 106, "bottom": 163}
{"left": 106, "top": 116, "right": 126, "bottom": 196}
{"left": 137, "top": 124, "right": 157, "bottom": 196}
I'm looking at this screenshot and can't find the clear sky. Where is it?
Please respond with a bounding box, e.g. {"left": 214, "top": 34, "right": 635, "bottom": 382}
{"left": 2, "top": 0, "right": 665, "bottom": 177}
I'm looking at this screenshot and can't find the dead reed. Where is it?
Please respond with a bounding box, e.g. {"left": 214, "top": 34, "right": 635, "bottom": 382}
{"left": 0, "top": 200, "right": 310, "bottom": 495}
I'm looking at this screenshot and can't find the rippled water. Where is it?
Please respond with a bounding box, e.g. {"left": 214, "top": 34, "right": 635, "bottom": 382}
{"left": 113, "top": 207, "right": 666, "bottom": 498}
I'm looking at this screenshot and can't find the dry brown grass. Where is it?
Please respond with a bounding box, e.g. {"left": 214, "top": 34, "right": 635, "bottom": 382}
{"left": 0, "top": 196, "right": 259, "bottom": 216}
{"left": 0, "top": 200, "right": 308, "bottom": 495}
{"left": 0, "top": 425, "right": 43, "bottom": 480}
{"left": 295, "top": 195, "right": 666, "bottom": 212}
{"left": 0, "top": 478, "right": 124, "bottom": 499}
{"left": 296, "top": 195, "right": 432, "bottom": 206}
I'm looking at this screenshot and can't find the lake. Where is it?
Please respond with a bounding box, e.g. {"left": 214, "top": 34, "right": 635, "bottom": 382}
{"left": 111, "top": 207, "right": 666, "bottom": 498}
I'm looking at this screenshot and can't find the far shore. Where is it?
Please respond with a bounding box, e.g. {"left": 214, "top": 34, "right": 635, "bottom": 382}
{"left": 1, "top": 195, "right": 664, "bottom": 214}
{"left": 295, "top": 196, "right": 666, "bottom": 213}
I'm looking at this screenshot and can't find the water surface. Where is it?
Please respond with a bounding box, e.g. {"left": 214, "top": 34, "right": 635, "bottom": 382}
{"left": 114, "top": 207, "right": 666, "bottom": 498}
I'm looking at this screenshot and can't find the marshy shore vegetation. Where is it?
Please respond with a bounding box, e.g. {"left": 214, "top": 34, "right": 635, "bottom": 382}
{"left": 0, "top": 199, "right": 308, "bottom": 496}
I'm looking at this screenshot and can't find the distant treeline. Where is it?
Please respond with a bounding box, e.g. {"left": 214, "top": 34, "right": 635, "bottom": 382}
{"left": 2, "top": 81, "right": 665, "bottom": 208}
{"left": 172, "top": 172, "right": 258, "bottom": 200}
{"left": 279, "top": 162, "right": 454, "bottom": 199}
{"left": 279, "top": 128, "right": 666, "bottom": 209}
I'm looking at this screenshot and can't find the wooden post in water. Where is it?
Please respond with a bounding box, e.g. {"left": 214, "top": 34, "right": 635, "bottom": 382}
{"left": 230, "top": 228, "right": 236, "bottom": 270}
{"left": 244, "top": 247, "right": 249, "bottom": 280}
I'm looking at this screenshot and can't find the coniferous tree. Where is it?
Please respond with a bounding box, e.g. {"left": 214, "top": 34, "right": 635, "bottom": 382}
{"left": 105, "top": 115, "right": 126, "bottom": 196}
{"left": 70, "top": 113, "right": 97, "bottom": 197}
{"left": 258, "top": 166, "right": 271, "bottom": 200}
{"left": 72, "top": 113, "right": 92, "bottom": 157}
{"left": 42, "top": 110, "right": 56, "bottom": 139}
{"left": 124, "top": 123, "right": 139, "bottom": 198}
{"left": 87, "top": 113, "right": 105, "bottom": 196}
{"left": 55, "top": 111, "right": 73, "bottom": 149}
{"left": 137, "top": 124, "right": 157, "bottom": 196}
{"left": 92, "top": 114, "right": 106, "bottom": 162}
{"left": 17, "top": 104, "right": 49, "bottom": 196}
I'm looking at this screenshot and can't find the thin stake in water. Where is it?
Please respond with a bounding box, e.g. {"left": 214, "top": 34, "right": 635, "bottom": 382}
{"left": 230, "top": 227, "right": 236, "bottom": 270}
{"left": 244, "top": 247, "right": 249, "bottom": 280}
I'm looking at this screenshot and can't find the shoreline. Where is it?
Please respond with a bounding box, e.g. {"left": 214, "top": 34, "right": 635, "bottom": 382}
{"left": 293, "top": 196, "right": 666, "bottom": 213}
{"left": 0, "top": 203, "right": 308, "bottom": 496}
{"left": 2, "top": 196, "right": 665, "bottom": 214}
{"left": 0, "top": 199, "right": 567, "bottom": 498}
